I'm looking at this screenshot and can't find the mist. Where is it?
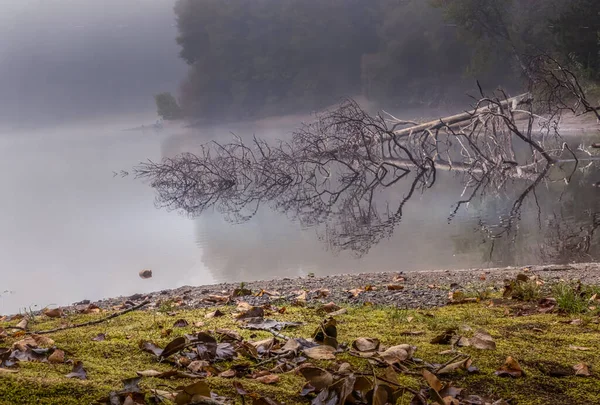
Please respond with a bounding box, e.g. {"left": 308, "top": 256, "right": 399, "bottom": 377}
{"left": 0, "top": 0, "right": 186, "bottom": 131}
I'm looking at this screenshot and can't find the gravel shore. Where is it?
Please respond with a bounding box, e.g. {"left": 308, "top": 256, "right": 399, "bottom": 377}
{"left": 67, "top": 263, "right": 600, "bottom": 313}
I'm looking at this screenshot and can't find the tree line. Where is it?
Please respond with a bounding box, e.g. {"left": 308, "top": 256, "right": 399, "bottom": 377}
{"left": 155, "top": 0, "right": 600, "bottom": 123}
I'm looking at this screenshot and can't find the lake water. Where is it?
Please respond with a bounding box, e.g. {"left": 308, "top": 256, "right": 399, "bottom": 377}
{"left": 1, "top": 112, "right": 599, "bottom": 315}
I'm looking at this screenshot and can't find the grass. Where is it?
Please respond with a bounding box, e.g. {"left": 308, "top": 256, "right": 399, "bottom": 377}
{"left": 553, "top": 282, "right": 600, "bottom": 315}
{"left": 0, "top": 295, "right": 600, "bottom": 404}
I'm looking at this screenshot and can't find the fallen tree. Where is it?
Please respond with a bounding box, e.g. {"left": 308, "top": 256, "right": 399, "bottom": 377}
{"left": 132, "top": 55, "right": 599, "bottom": 254}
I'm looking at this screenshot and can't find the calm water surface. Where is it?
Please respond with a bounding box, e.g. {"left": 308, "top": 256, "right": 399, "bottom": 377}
{"left": 1, "top": 113, "right": 598, "bottom": 314}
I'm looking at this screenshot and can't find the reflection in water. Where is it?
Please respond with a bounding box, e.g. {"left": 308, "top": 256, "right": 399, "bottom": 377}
{"left": 138, "top": 91, "right": 600, "bottom": 283}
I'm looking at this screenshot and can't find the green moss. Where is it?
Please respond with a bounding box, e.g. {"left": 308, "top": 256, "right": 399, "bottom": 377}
{"left": 1, "top": 301, "right": 599, "bottom": 404}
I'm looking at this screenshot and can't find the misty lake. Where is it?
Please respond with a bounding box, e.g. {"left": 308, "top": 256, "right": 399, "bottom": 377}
{"left": 1, "top": 112, "right": 599, "bottom": 315}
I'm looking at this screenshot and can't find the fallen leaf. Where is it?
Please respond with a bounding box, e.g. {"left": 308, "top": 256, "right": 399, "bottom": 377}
{"left": 160, "top": 336, "right": 186, "bottom": 358}
{"left": 313, "top": 288, "right": 330, "bottom": 298}
{"left": 347, "top": 288, "right": 363, "bottom": 298}
{"left": 479, "top": 273, "right": 487, "bottom": 281}
{"left": 328, "top": 308, "right": 347, "bottom": 317}
{"left": 205, "top": 309, "right": 225, "bottom": 318}
{"left": 469, "top": 330, "right": 496, "bottom": 350}
{"left": 139, "top": 341, "right": 163, "bottom": 357}
{"left": 379, "top": 344, "right": 415, "bottom": 365}
{"left": 431, "top": 329, "right": 457, "bottom": 344}
{"left": 161, "top": 328, "right": 173, "bottom": 337}
{"left": 136, "top": 369, "right": 164, "bottom": 377}
{"left": 139, "top": 269, "right": 153, "bottom": 279}
{"left": 569, "top": 345, "right": 591, "bottom": 351}
{"left": 300, "top": 366, "right": 334, "bottom": 390}
{"left": 43, "top": 308, "right": 63, "bottom": 318}
{"left": 48, "top": 349, "right": 65, "bottom": 364}
{"left": 187, "top": 360, "right": 210, "bottom": 373}
{"left": 437, "top": 357, "right": 471, "bottom": 375}
{"left": 173, "top": 319, "right": 189, "bottom": 328}
{"left": 573, "top": 363, "right": 591, "bottom": 376}
{"left": 66, "top": 361, "right": 87, "bottom": 379}
{"left": 422, "top": 369, "right": 443, "bottom": 392}
{"left": 400, "top": 330, "right": 425, "bottom": 336}
{"left": 538, "top": 297, "right": 557, "bottom": 313}
{"left": 406, "top": 316, "right": 414, "bottom": 323}
{"left": 495, "top": 356, "right": 524, "bottom": 378}
{"left": 352, "top": 337, "right": 380, "bottom": 352}
{"left": 92, "top": 333, "right": 106, "bottom": 342}
{"left": 303, "top": 345, "right": 336, "bottom": 360}
{"left": 318, "top": 302, "right": 341, "bottom": 314}
{"left": 387, "top": 284, "right": 404, "bottom": 291}
{"left": 243, "top": 318, "right": 303, "bottom": 332}
{"left": 235, "top": 306, "right": 265, "bottom": 320}
{"left": 193, "top": 321, "right": 205, "bottom": 328}
{"left": 255, "top": 374, "right": 279, "bottom": 384}
{"left": 219, "top": 369, "right": 236, "bottom": 378}
{"left": 80, "top": 304, "right": 101, "bottom": 314}
{"left": 174, "top": 381, "right": 211, "bottom": 405}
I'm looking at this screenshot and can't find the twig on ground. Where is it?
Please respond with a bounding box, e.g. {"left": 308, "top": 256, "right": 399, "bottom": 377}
{"left": 27, "top": 300, "right": 151, "bottom": 335}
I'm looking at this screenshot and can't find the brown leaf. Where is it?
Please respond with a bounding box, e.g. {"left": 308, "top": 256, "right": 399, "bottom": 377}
{"left": 173, "top": 319, "right": 189, "bottom": 328}
{"left": 328, "top": 308, "right": 347, "bottom": 317}
{"left": 313, "top": 288, "right": 330, "bottom": 298}
{"left": 300, "top": 366, "right": 334, "bottom": 390}
{"left": 437, "top": 357, "right": 471, "bottom": 375}
{"left": 255, "top": 374, "right": 279, "bottom": 384}
{"left": 91, "top": 333, "right": 106, "bottom": 342}
{"left": 378, "top": 344, "right": 415, "bottom": 365}
{"left": 538, "top": 297, "right": 557, "bottom": 313}
{"left": 387, "top": 284, "right": 404, "bottom": 291}
{"left": 573, "top": 363, "right": 591, "bottom": 376}
{"left": 174, "top": 381, "right": 211, "bottom": 405}
{"left": 43, "top": 308, "right": 63, "bottom": 318}
{"left": 219, "top": 369, "right": 236, "bottom": 378}
{"left": 303, "top": 345, "right": 336, "bottom": 360}
{"left": 66, "top": 361, "right": 87, "bottom": 379}
{"left": 139, "top": 269, "right": 153, "bottom": 279}
{"left": 160, "top": 336, "right": 186, "bottom": 358}
{"left": 48, "top": 349, "right": 65, "bottom": 364}
{"left": 422, "top": 369, "right": 443, "bottom": 392}
{"left": 206, "top": 295, "right": 230, "bottom": 304}
{"left": 347, "top": 288, "right": 363, "bottom": 297}
{"left": 393, "top": 275, "right": 405, "bottom": 282}
{"left": 161, "top": 329, "right": 173, "bottom": 338}
{"left": 431, "top": 329, "right": 457, "bottom": 344}
{"left": 352, "top": 337, "right": 380, "bottom": 352}
{"left": 319, "top": 302, "right": 341, "bottom": 314}
{"left": 193, "top": 321, "right": 205, "bottom": 328}
{"left": 136, "top": 369, "right": 164, "bottom": 377}
{"left": 235, "top": 306, "right": 265, "bottom": 320}
{"left": 495, "top": 356, "right": 524, "bottom": 378}
{"left": 569, "top": 345, "right": 591, "bottom": 351}
{"left": 205, "top": 309, "right": 225, "bottom": 318}
{"left": 187, "top": 360, "right": 210, "bottom": 373}
{"left": 469, "top": 330, "right": 496, "bottom": 350}
{"left": 139, "top": 341, "right": 163, "bottom": 357}
{"left": 80, "top": 304, "right": 101, "bottom": 314}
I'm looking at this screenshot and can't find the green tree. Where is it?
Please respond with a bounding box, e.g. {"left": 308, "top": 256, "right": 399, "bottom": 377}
{"left": 154, "top": 92, "right": 183, "bottom": 120}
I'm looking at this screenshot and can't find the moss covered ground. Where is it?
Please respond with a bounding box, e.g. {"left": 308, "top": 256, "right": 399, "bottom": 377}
{"left": 1, "top": 295, "right": 600, "bottom": 404}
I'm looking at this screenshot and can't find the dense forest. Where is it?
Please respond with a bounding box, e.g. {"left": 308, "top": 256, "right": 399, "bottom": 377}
{"left": 159, "top": 0, "right": 600, "bottom": 123}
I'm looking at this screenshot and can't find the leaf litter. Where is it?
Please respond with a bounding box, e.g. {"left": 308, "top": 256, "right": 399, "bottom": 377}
{"left": 1, "top": 273, "right": 600, "bottom": 404}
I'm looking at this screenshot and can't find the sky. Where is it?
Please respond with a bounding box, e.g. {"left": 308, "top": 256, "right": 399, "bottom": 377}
{"left": 0, "top": 0, "right": 186, "bottom": 130}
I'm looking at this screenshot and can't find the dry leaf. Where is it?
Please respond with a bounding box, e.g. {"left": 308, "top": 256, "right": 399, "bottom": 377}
{"left": 48, "top": 349, "right": 65, "bottom": 364}
{"left": 469, "top": 330, "right": 496, "bottom": 350}
{"left": 303, "top": 345, "right": 336, "bottom": 360}
{"left": 347, "top": 288, "right": 363, "bottom": 297}
{"left": 437, "top": 357, "right": 471, "bottom": 374}
{"left": 43, "top": 308, "right": 63, "bottom": 318}
{"left": 255, "top": 374, "right": 279, "bottom": 384}
{"left": 569, "top": 345, "right": 591, "bottom": 351}
{"left": 219, "top": 369, "right": 236, "bottom": 378}
{"left": 300, "top": 366, "right": 334, "bottom": 390}
{"left": 495, "top": 356, "right": 523, "bottom": 378}
{"left": 205, "top": 309, "right": 225, "bottom": 318}
{"left": 573, "top": 363, "right": 591, "bottom": 376}
{"left": 406, "top": 316, "right": 414, "bottom": 323}
{"left": 387, "top": 284, "right": 404, "bottom": 291}
{"left": 187, "top": 360, "right": 210, "bottom": 373}
{"left": 137, "top": 369, "right": 164, "bottom": 377}
{"left": 319, "top": 302, "right": 341, "bottom": 314}
{"left": 352, "top": 337, "right": 380, "bottom": 352}
{"left": 422, "top": 369, "right": 443, "bottom": 392}
{"left": 378, "top": 344, "right": 415, "bottom": 365}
